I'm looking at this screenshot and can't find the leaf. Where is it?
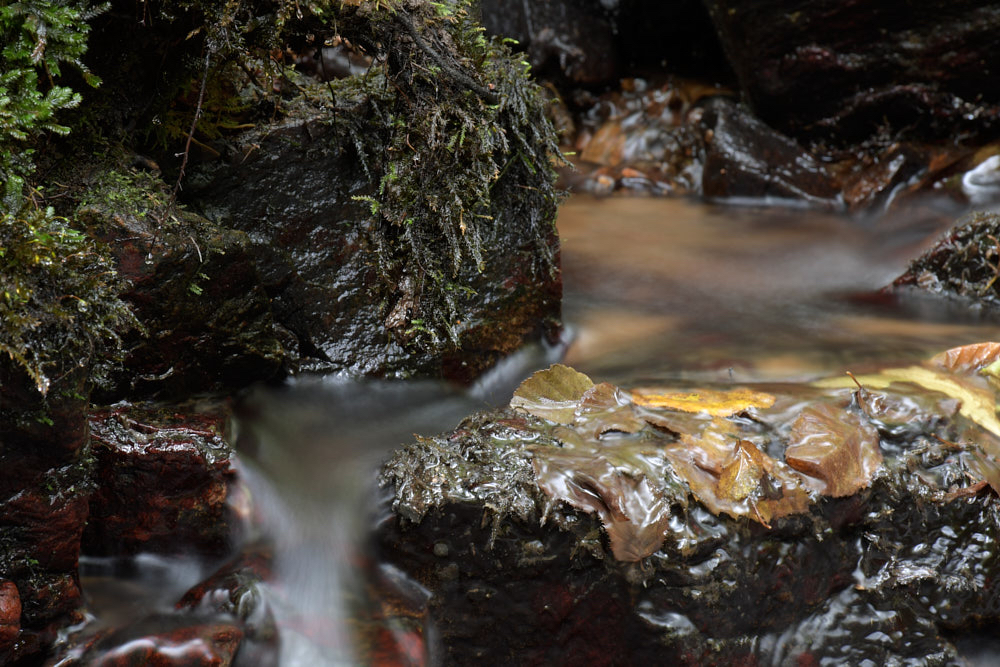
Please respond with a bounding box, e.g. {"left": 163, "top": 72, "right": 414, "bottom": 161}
{"left": 930, "top": 342, "right": 1000, "bottom": 375}
{"left": 964, "top": 449, "right": 1000, "bottom": 496}
{"left": 630, "top": 387, "right": 776, "bottom": 417}
{"left": 510, "top": 364, "right": 594, "bottom": 424}
{"left": 816, "top": 366, "right": 1000, "bottom": 444}
{"left": 574, "top": 382, "right": 647, "bottom": 438}
{"left": 785, "top": 403, "right": 883, "bottom": 497}
{"left": 664, "top": 427, "right": 813, "bottom": 526}
{"left": 532, "top": 450, "right": 674, "bottom": 562}
{"left": 717, "top": 440, "right": 767, "bottom": 502}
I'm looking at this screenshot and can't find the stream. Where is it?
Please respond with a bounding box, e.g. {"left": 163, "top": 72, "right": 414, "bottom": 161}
{"left": 80, "top": 193, "right": 1000, "bottom": 664}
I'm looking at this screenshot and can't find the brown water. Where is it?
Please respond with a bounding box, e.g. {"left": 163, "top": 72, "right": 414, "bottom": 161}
{"left": 558, "top": 195, "right": 1000, "bottom": 384}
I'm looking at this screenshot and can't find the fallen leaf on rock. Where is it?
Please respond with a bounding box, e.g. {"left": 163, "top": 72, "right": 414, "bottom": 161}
{"left": 815, "top": 366, "right": 1000, "bottom": 444}
{"left": 717, "top": 440, "right": 767, "bottom": 502}
{"left": 631, "top": 387, "right": 775, "bottom": 417}
{"left": 786, "top": 403, "right": 883, "bottom": 497}
{"left": 930, "top": 342, "right": 1000, "bottom": 375}
{"left": 574, "top": 382, "right": 647, "bottom": 438}
{"left": 965, "top": 448, "right": 1000, "bottom": 496}
{"left": 511, "top": 364, "right": 594, "bottom": 424}
{"left": 532, "top": 450, "right": 676, "bottom": 562}
{"left": 664, "top": 429, "right": 812, "bottom": 526}
{"left": 848, "top": 373, "right": 960, "bottom": 439}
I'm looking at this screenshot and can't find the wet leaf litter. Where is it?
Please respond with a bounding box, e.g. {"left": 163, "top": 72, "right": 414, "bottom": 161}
{"left": 502, "top": 349, "right": 999, "bottom": 559}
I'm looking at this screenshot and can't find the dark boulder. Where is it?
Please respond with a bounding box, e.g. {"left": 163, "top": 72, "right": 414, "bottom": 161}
{"left": 72, "top": 166, "right": 284, "bottom": 400}
{"left": 481, "top": 0, "right": 733, "bottom": 86}
{"left": 375, "top": 365, "right": 1000, "bottom": 663}
{"left": 187, "top": 108, "right": 561, "bottom": 383}
{"left": 701, "top": 0, "right": 1000, "bottom": 145}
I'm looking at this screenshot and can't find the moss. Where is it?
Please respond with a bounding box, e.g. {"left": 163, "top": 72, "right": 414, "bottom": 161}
{"left": 0, "top": 0, "right": 104, "bottom": 209}
{"left": 138, "top": 0, "right": 564, "bottom": 351}
{"left": 0, "top": 197, "right": 135, "bottom": 398}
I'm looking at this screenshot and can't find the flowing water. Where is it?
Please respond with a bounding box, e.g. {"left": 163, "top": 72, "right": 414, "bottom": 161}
{"left": 81, "top": 193, "right": 1000, "bottom": 664}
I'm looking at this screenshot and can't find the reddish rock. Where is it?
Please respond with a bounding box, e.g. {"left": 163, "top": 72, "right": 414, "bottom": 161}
{"left": 0, "top": 581, "right": 20, "bottom": 646}
{"left": 85, "top": 620, "right": 244, "bottom": 667}
{"left": 83, "top": 405, "right": 238, "bottom": 557}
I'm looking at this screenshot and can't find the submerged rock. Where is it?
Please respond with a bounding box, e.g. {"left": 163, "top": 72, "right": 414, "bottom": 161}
{"left": 376, "top": 362, "right": 1000, "bottom": 663}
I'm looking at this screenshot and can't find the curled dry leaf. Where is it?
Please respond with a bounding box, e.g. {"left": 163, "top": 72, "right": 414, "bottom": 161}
{"left": 930, "top": 341, "right": 1000, "bottom": 375}
{"left": 786, "top": 403, "right": 883, "bottom": 497}
{"left": 510, "top": 364, "right": 594, "bottom": 424}
{"left": 631, "top": 387, "right": 776, "bottom": 417}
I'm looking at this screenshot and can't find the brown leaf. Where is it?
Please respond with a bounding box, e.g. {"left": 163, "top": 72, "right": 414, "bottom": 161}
{"left": 664, "top": 430, "right": 812, "bottom": 526}
{"left": 510, "top": 364, "right": 594, "bottom": 424}
{"left": 631, "top": 387, "right": 776, "bottom": 417}
{"left": 574, "top": 382, "right": 647, "bottom": 438}
{"left": 786, "top": 403, "right": 883, "bottom": 497}
{"left": 964, "top": 449, "right": 1000, "bottom": 496}
{"left": 930, "top": 342, "right": 1000, "bottom": 375}
{"left": 717, "top": 440, "right": 766, "bottom": 502}
{"left": 532, "top": 451, "right": 674, "bottom": 562}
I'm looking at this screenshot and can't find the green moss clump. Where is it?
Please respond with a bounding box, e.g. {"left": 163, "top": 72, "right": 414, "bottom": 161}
{"left": 0, "top": 199, "right": 135, "bottom": 397}
{"left": 309, "top": 0, "right": 565, "bottom": 347}
{"left": 0, "top": 0, "right": 104, "bottom": 209}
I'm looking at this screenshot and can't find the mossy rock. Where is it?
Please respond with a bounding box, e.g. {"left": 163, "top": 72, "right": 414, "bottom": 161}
{"left": 71, "top": 165, "right": 285, "bottom": 399}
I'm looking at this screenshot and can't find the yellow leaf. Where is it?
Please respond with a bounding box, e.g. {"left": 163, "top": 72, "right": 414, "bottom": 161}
{"left": 815, "top": 366, "right": 1000, "bottom": 440}
{"left": 630, "top": 387, "right": 776, "bottom": 417}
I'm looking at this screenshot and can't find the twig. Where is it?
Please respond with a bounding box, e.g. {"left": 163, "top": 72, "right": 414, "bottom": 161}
{"left": 173, "top": 52, "right": 212, "bottom": 198}
{"left": 395, "top": 14, "right": 500, "bottom": 105}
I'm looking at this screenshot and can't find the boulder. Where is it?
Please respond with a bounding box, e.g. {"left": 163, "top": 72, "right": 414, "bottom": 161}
{"left": 83, "top": 404, "right": 240, "bottom": 558}
{"left": 701, "top": 0, "right": 1000, "bottom": 144}
{"left": 375, "top": 365, "right": 1000, "bottom": 663}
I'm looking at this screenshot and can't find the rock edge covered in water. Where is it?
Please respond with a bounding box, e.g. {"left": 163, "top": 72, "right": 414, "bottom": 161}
{"left": 377, "top": 359, "right": 1000, "bottom": 664}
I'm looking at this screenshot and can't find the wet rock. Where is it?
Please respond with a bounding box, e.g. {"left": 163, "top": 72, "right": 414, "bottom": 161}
{"left": 0, "top": 581, "right": 20, "bottom": 653}
{"left": 481, "top": 0, "right": 733, "bottom": 86}
{"left": 699, "top": 98, "right": 841, "bottom": 208}
{"left": 63, "top": 616, "right": 245, "bottom": 667}
{"left": 892, "top": 211, "right": 1000, "bottom": 308}
{"left": 0, "top": 363, "right": 93, "bottom": 664}
{"left": 187, "top": 110, "right": 561, "bottom": 383}
{"left": 376, "top": 367, "right": 1000, "bottom": 663}
{"left": 83, "top": 404, "right": 239, "bottom": 558}
{"left": 74, "top": 167, "right": 284, "bottom": 400}
{"left": 701, "top": 0, "right": 1000, "bottom": 145}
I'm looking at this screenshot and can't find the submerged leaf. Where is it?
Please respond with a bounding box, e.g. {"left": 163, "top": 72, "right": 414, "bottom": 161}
{"left": 930, "top": 342, "right": 1000, "bottom": 375}
{"left": 786, "top": 403, "right": 883, "bottom": 497}
{"left": 574, "top": 382, "right": 647, "bottom": 438}
{"left": 631, "top": 387, "right": 776, "bottom": 417}
{"left": 717, "top": 440, "right": 767, "bottom": 502}
{"left": 510, "top": 364, "right": 594, "bottom": 424}
{"left": 816, "top": 366, "right": 1000, "bottom": 444}
{"left": 665, "top": 428, "right": 812, "bottom": 526}
{"left": 532, "top": 450, "right": 675, "bottom": 562}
